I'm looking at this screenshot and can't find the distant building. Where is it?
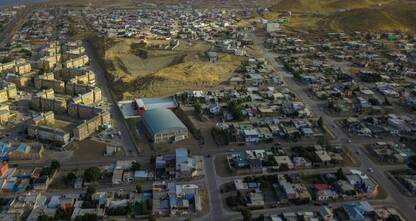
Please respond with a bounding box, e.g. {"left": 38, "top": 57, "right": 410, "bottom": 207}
{"left": 266, "top": 22, "right": 280, "bottom": 33}
{"left": 134, "top": 97, "right": 177, "bottom": 115}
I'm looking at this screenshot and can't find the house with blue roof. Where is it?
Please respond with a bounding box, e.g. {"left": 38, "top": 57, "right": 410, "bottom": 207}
{"left": 0, "top": 142, "right": 10, "bottom": 162}
{"left": 15, "top": 144, "right": 31, "bottom": 153}
{"left": 342, "top": 201, "right": 375, "bottom": 221}
{"left": 175, "top": 148, "right": 198, "bottom": 178}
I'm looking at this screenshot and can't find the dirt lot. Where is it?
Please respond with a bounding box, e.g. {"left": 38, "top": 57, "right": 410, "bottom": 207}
{"left": 105, "top": 38, "right": 243, "bottom": 99}
{"left": 68, "top": 139, "right": 124, "bottom": 162}
{"left": 214, "top": 154, "right": 235, "bottom": 177}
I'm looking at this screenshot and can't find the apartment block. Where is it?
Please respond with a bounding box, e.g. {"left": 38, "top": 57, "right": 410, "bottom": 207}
{"left": 30, "top": 111, "right": 55, "bottom": 126}
{"left": 0, "top": 81, "right": 18, "bottom": 103}
{"left": 0, "top": 59, "right": 31, "bottom": 74}
{"left": 63, "top": 55, "right": 89, "bottom": 69}
{"left": 0, "top": 105, "right": 10, "bottom": 124}
{"left": 27, "top": 124, "right": 70, "bottom": 144}
{"left": 73, "top": 110, "right": 111, "bottom": 141}
{"left": 5, "top": 74, "right": 32, "bottom": 88}
{"left": 31, "top": 90, "right": 67, "bottom": 114}
{"left": 34, "top": 73, "right": 65, "bottom": 93}
{"left": 27, "top": 112, "right": 70, "bottom": 144}
{"left": 41, "top": 54, "right": 62, "bottom": 70}
{"left": 54, "top": 68, "right": 95, "bottom": 85}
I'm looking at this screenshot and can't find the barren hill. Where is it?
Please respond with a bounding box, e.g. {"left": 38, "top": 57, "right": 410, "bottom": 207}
{"left": 105, "top": 39, "right": 241, "bottom": 99}
{"left": 270, "top": 0, "right": 416, "bottom": 34}
{"left": 271, "top": 0, "right": 393, "bottom": 13}
{"left": 326, "top": 2, "right": 416, "bottom": 33}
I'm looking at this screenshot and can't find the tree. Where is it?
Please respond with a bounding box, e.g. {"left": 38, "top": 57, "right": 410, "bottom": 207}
{"left": 65, "top": 172, "right": 77, "bottom": 184}
{"left": 134, "top": 201, "right": 149, "bottom": 215}
{"left": 240, "top": 208, "right": 252, "bottom": 221}
{"left": 194, "top": 101, "right": 202, "bottom": 115}
{"left": 50, "top": 160, "right": 61, "bottom": 172}
{"left": 383, "top": 96, "right": 391, "bottom": 106}
{"left": 386, "top": 214, "right": 402, "bottom": 221}
{"left": 38, "top": 214, "right": 52, "bottom": 221}
{"left": 408, "top": 155, "right": 416, "bottom": 170}
{"left": 41, "top": 160, "right": 60, "bottom": 178}
{"left": 317, "top": 136, "right": 328, "bottom": 146}
{"left": 228, "top": 100, "right": 244, "bottom": 121}
{"left": 131, "top": 162, "right": 141, "bottom": 171}
{"left": 84, "top": 185, "right": 96, "bottom": 201}
{"left": 317, "top": 117, "right": 324, "bottom": 128}
{"left": 75, "top": 213, "right": 98, "bottom": 221}
{"left": 136, "top": 184, "right": 142, "bottom": 193}
{"left": 226, "top": 196, "right": 240, "bottom": 208}
{"left": 258, "top": 214, "right": 265, "bottom": 221}
{"left": 150, "top": 155, "right": 156, "bottom": 165}
{"left": 84, "top": 167, "right": 102, "bottom": 182}
{"left": 278, "top": 163, "right": 289, "bottom": 171}
{"left": 336, "top": 168, "right": 344, "bottom": 179}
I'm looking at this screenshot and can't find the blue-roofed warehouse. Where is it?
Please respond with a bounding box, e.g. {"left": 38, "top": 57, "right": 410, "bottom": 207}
{"left": 143, "top": 108, "right": 188, "bottom": 143}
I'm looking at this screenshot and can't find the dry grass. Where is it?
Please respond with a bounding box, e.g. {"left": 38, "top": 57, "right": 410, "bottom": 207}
{"left": 105, "top": 38, "right": 242, "bottom": 99}
{"left": 325, "top": 2, "right": 416, "bottom": 33}
{"left": 271, "top": 0, "right": 394, "bottom": 13}
{"left": 268, "top": 0, "right": 416, "bottom": 34}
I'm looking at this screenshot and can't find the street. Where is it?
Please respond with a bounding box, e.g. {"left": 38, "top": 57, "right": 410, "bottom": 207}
{"left": 84, "top": 42, "right": 138, "bottom": 157}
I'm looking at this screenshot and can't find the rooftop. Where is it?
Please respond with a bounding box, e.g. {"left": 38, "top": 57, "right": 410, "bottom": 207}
{"left": 143, "top": 108, "right": 187, "bottom": 135}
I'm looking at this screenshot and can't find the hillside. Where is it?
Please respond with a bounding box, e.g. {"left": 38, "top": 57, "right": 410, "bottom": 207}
{"left": 105, "top": 39, "right": 241, "bottom": 99}
{"left": 271, "top": 0, "right": 393, "bottom": 13}
{"left": 127, "top": 57, "right": 240, "bottom": 98}
{"left": 325, "top": 2, "right": 416, "bottom": 33}
{"left": 269, "top": 0, "right": 416, "bottom": 34}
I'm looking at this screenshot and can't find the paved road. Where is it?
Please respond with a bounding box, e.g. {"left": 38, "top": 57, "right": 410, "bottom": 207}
{"left": 84, "top": 42, "right": 138, "bottom": 157}
{"left": 203, "top": 157, "right": 240, "bottom": 221}
{"left": 13, "top": 156, "right": 149, "bottom": 170}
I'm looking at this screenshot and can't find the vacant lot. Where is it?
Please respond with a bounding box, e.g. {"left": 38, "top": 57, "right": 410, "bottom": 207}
{"left": 68, "top": 139, "right": 124, "bottom": 161}
{"left": 105, "top": 38, "right": 242, "bottom": 99}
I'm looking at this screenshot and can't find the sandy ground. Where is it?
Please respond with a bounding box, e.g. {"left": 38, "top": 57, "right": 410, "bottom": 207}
{"left": 105, "top": 38, "right": 243, "bottom": 99}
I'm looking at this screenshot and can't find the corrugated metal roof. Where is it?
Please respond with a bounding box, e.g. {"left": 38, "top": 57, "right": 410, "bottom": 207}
{"left": 143, "top": 108, "right": 187, "bottom": 135}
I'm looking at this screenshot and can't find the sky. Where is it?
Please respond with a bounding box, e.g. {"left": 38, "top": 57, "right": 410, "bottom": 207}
{"left": 0, "top": 0, "right": 47, "bottom": 7}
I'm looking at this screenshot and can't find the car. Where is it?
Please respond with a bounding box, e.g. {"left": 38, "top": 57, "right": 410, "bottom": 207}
{"left": 367, "top": 168, "right": 374, "bottom": 173}
{"left": 206, "top": 154, "right": 211, "bottom": 158}
{"left": 355, "top": 151, "right": 360, "bottom": 155}
{"left": 347, "top": 139, "right": 352, "bottom": 143}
